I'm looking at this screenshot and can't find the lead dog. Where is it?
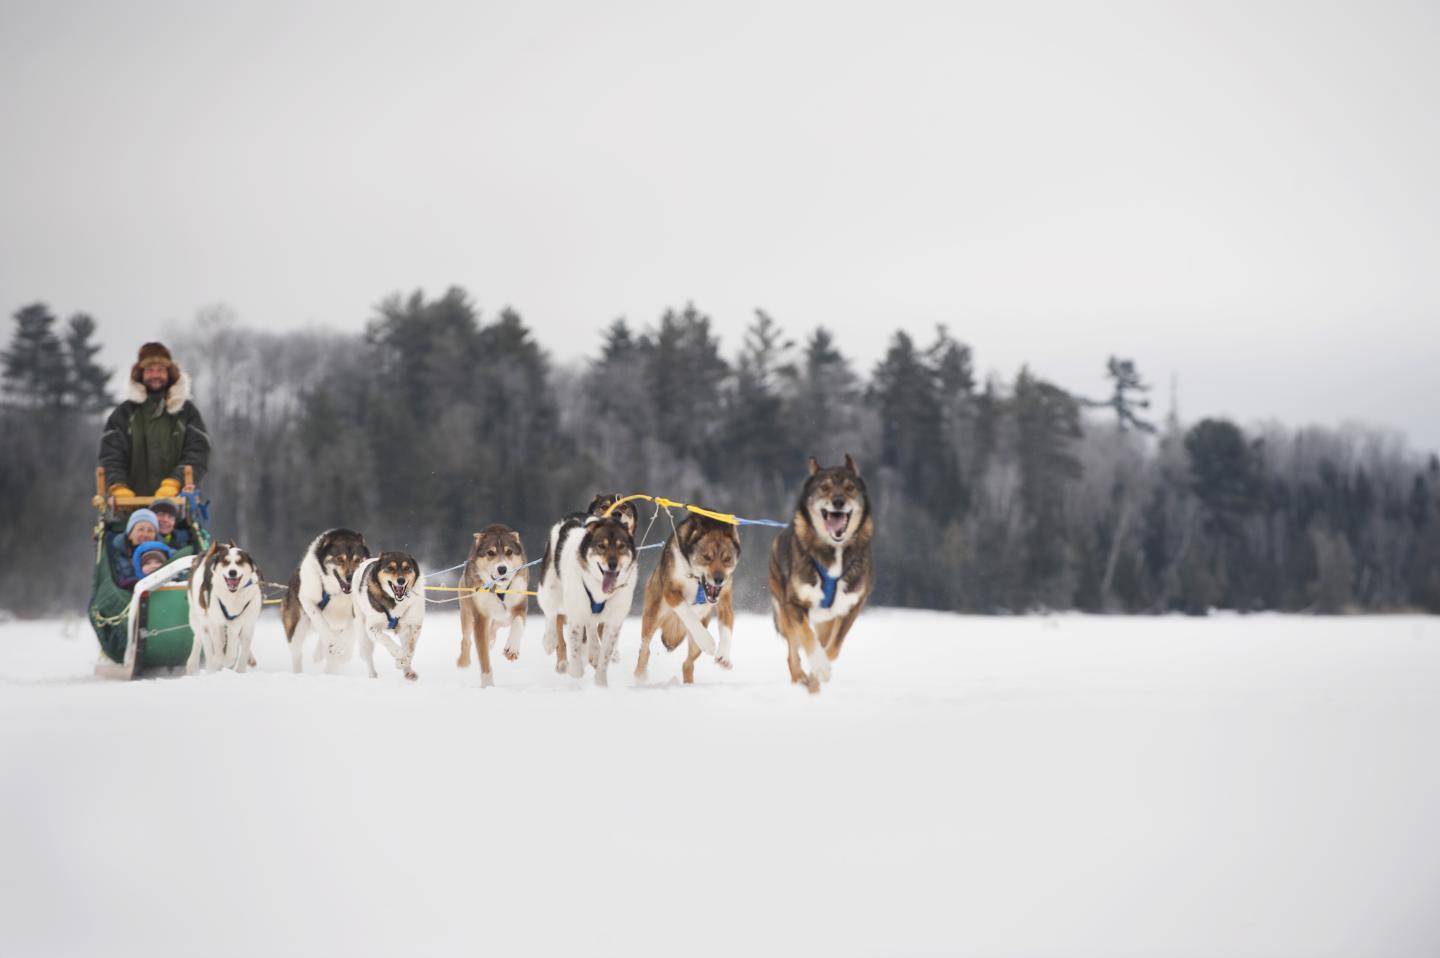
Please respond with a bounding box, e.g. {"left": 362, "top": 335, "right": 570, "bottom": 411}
{"left": 457, "top": 524, "right": 528, "bottom": 687}
{"left": 537, "top": 510, "right": 638, "bottom": 686}
{"left": 768, "top": 455, "right": 875, "bottom": 693}
{"left": 280, "top": 528, "right": 370, "bottom": 674}
{"left": 353, "top": 551, "right": 424, "bottom": 681}
{"left": 186, "top": 541, "right": 263, "bottom": 673}
{"left": 635, "top": 514, "right": 739, "bottom": 684}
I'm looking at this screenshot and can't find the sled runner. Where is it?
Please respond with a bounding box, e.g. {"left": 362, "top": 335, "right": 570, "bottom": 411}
{"left": 88, "top": 466, "right": 212, "bottom": 679}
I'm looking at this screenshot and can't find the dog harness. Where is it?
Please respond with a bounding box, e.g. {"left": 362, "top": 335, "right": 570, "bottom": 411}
{"left": 219, "top": 599, "right": 252, "bottom": 622}
{"left": 386, "top": 610, "right": 400, "bottom": 630}
{"left": 317, "top": 589, "right": 331, "bottom": 611}
{"left": 811, "top": 558, "right": 839, "bottom": 609}
{"left": 694, "top": 582, "right": 708, "bottom": 605}
{"left": 582, "top": 584, "right": 606, "bottom": 614}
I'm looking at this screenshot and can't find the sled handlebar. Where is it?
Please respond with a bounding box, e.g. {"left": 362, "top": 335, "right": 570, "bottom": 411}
{"left": 92, "top": 466, "right": 197, "bottom": 513}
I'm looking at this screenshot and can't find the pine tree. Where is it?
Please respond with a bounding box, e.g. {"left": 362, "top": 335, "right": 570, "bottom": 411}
{"left": 1, "top": 303, "right": 68, "bottom": 407}
{"left": 642, "top": 303, "right": 728, "bottom": 467}
{"left": 62, "top": 313, "right": 112, "bottom": 412}
{"left": 870, "top": 330, "right": 955, "bottom": 514}
{"left": 1012, "top": 367, "right": 1083, "bottom": 597}
{"left": 1083, "top": 356, "right": 1155, "bottom": 433}
{"left": 719, "top": 309, "right": 794, "bottom": 481}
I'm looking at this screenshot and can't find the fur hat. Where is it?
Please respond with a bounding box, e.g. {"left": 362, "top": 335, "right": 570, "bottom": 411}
{"left": 131, "top": 540, "right": 173, "bottom": 578}
{"left": 130, "top": 341, "right": 179, "bottom": 387}
{"left": 126, "top": 508, "right": 160, "bottom": 536}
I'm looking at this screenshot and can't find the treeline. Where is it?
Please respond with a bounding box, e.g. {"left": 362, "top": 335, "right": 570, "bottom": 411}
{"left": 2, "top": 291, "right": 1439, "bottom": 618}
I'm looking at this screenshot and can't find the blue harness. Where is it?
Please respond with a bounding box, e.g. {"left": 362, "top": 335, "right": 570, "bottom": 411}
{"left": 812, "top": 559, "right": 840, "bottom": 609}
{"left": 583, "top": 584, "right": 606, "bottom": 615}
{"left": 317, "top": 589, "right": 331, "bottom": 611}
{"left": 386, "top": 610, "right": 400, "bottom": 631}
{"left": 694, "top": 582, "right": 708, "bottom": 605}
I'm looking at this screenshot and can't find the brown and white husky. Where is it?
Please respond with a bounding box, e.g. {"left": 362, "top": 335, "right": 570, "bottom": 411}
{"left": 768, "top": 455, "right": 875, "bottom": 693}
{"left": 635, "top": 514, "right": 739, "bottom": 684}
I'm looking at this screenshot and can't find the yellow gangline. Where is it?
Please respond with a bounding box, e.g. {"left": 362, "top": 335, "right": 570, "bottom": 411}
{"left": 423, "top": 585, "right": 540, "bottom": 597}
{"left": 603, "top": 493, "right": 739, "bottom": 526}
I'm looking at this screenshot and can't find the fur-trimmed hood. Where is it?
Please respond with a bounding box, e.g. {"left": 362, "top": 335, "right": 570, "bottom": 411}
{"left": 125, "top": 370, "right": 193, "bottom": 414}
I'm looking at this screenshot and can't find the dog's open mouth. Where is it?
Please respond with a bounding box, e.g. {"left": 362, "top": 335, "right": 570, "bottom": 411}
{"left": 821, "top": 508, "right": 851, "bottom": 540}
{"left": 392, "top": 582, "right": 409, "bottom": 600}
{"left": 702, "top": 580, "right": 722, "bottom": 603}
{"left": 601, "top": 569, "right": 619, "bottom": 593}
{"left": 225, "top": 576, "right": 242, "bottom": 593}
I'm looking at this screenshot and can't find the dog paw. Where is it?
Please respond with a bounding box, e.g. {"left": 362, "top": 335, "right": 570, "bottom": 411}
{"left": 634, "top": 669, "right": 648, "bottom": 684}
{"left": 714, "top": 654, "right": 732, "bottom": 670}
{"left": 805, "top": 674, "right": 821, "bottom": 694}
{"left": 404, "top": 669, "right": 418, "bottom": 681}
{"left": 503, "top": 644, "right": 519, "bottom": 662}
{"left": 480, "top": 672, "right": 494, "bottom": 688}
{"left": 566, "top": 658, "right": 584, "bottom": 679}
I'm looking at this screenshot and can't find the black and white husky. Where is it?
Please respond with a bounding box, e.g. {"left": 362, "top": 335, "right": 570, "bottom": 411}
{"left": 186, "top": 542, "right": 263, "bottom": 673}
{"left": 537, "top": 512, "right": 638, "bottom": 686}
{"left": 280, "top": 528, "right": 370, "bottom": 674}
{"left": 352, "top": 551, "right": 425, "bottom": 681}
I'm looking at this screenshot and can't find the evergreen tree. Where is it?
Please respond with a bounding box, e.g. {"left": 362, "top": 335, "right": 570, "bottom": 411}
{"left": 642, "top": 303, "right": 728, "bottom": 467}
{"left": 719, "top": 310, "right": 794, "bottom": 481}
{"left": 1083, "top": 356, "right": 1155, "bottom": 433}
{"left": 1185, "top": 419, "right": 1263, "bottom": 533}
{"left": 1, "top": 303, "right": 68, "bottom": 407}
{"left": 870, "top": 330, "right": 956, "bottom": 517}
{"left": 1012, "top": 368, "right": 1083, "bottom": 598}
{"left": 62, "top": 313, "right": 111, "bottom": 411}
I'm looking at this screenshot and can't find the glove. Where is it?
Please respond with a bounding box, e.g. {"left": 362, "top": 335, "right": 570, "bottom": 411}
{"left": 154, "top": 478, "right": 181, "bottom": 498}
{"left": 108, "top": 484, "right": 136, "bottom": 499}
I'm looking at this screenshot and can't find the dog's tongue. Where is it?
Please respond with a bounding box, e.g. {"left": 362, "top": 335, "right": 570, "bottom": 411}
{"left": 825, "top": 511, "right": 848, "bottom": 537}
{"left": 602, "top": 570, "right": 618, "bottom": 594}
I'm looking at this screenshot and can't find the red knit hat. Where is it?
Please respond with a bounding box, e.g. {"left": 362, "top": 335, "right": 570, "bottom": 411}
{"left": 130, "top": 342, "right": 179, "bottom": 386}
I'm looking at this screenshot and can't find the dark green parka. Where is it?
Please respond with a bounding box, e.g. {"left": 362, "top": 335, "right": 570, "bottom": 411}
{"left": 98, "top": 370, "right": 211, "bottom": 495}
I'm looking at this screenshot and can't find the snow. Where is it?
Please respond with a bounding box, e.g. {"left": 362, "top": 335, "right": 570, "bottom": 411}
{"left": 3, "top": 609, "right": 1439, "bottom": 957}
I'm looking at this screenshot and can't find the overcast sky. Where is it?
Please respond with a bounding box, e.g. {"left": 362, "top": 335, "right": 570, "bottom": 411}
{"left": 2, "top": 1, "right": 1437, "bottom": 452}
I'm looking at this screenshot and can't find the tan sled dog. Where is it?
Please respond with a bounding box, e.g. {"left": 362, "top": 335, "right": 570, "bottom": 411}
{"left": 457, "top": 524, "right": 528, "bottom": 687}
{"left": 768, "top": 455, "right": 875, "bottom": 693}
{"left": 636, "top": 514, "right": 739, "bottom": 684}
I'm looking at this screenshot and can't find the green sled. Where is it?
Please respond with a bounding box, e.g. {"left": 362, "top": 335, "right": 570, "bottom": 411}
{"left": 89, "top": 518, "right": 213, "bottom": 678}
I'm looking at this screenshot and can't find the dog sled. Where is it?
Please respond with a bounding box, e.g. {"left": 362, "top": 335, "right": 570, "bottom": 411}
{"left": 88, "top": 466, "right": 212, "bottom": 679}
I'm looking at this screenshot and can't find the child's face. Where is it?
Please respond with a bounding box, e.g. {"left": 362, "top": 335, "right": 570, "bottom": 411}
{"left": 156, "top": 513, "right": 176, "bottom": 535}
{"left": 129, "top": 522, "right": 157, "bottom": 545}
{"left": 140, "top": 555, "right": 165, "bottom": 575}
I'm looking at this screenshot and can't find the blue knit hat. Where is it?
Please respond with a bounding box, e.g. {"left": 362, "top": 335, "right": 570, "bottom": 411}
{"left": 132, "top": 540, "right": 173, "bottom": 578}
{"left": 126, "top": 508, "right": 160, "bottom": 536}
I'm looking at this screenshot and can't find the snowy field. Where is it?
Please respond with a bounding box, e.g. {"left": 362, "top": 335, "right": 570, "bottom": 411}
{"left": 3, "top": 609, "right": 1440, "bottom": 958}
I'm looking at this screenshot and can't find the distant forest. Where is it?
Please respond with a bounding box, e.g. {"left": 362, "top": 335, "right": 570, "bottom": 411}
{"left": 2, "top": 291, "right": 1438, "bottom": 618}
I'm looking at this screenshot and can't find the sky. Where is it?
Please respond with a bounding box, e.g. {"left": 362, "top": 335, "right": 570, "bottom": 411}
{"left": 2, "top": 0, "right": 1438, "bottom": 452}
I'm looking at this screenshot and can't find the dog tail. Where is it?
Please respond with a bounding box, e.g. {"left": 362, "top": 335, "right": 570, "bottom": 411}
{"left": 660, "top": 616, "right": 687, "bottom": 653}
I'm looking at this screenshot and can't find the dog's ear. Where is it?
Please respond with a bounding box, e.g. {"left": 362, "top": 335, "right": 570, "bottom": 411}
{"left": 844, "top": 453, "right": 860, "bottom": 476}
{"left": 808, "top": 456, "right": 820, "bottom": 475}
{"left": 507, "top": 531, "right": 524, "bottom": 554}
{"left": 474, "top": 532, "right": 484, "bottom": 543}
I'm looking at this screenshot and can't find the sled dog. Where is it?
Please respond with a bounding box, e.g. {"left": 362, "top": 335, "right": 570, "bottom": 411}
{"left": 587, "top": 492, "right": 640, "bottom": 536}
{"left": 636, "top": 513, "right": 739, "bottom": 683}
{"left": 768, "top": 455, "right": 874, "bottom": 693}
{"left": 457, "top": 524, "right": 529, "bottom": 687}
{"left": 537, "top": 509, "right": 638, "bottom": 686}
{"left": 280, "top": 528, "right": 370, "bottom": 673}
{"left": 186, "top": 541, "right": 263, "bottom": 673}
{"left": 353, "top": 551, "right": 425, "bottom": 681}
